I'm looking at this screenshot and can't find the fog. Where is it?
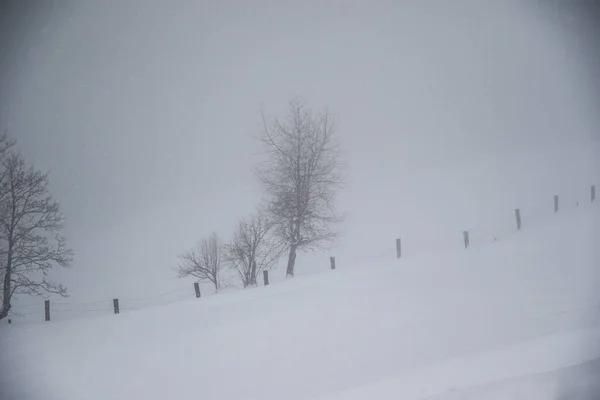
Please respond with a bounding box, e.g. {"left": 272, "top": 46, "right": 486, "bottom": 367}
{"left": 1, "top": 0, "right": 598, "bottom": 305}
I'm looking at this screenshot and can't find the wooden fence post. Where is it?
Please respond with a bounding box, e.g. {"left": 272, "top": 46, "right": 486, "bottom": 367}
{"left": 554, "top": 195, "right": 559, "bottom": 213}
{"left": 592, "top": 185, "right": 596, "bottom": 203}
{"left": 113, "top": 298, "right": 119, "bottom": 314}
{"left": 194, "top": 282, "right": 201, "bottom": 298}
{"left": 515, "top": 208, "right": 521, "bottom": 230}
{"left": 263, "top": 270, "right": 269, "bottom": 286}
{"left": 463, "top": 231, "right": 470, "bottom": 249}
{"left": 44, "top": 300, "right": 50, "bottom": 322}
{"left": 330, "top": 256, "right": 336, "bottom": 270}
{"left": 396, "top": 238, "right": 401, "bottom": 259}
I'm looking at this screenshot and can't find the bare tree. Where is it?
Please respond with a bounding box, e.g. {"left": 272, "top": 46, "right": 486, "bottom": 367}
{"left": 0, "top": 151, "right": 73, "bottom": 320}
{"left": 257, "top": 99, "right": 344, "bottom": 277}
{"left": 175, "top": 232, "right": 223, "bottom": 291}
{"left": 224, "top": 211, "right": 282, "bottom": 287}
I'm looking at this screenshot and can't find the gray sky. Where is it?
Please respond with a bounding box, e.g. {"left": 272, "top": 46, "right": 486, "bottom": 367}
{"left": 1, "top": 0, "right": 599, "bottom": 305}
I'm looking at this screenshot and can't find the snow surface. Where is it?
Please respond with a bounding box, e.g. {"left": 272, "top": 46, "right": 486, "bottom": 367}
{"left": 431, "top": 358, "right": 600, "bottom": 400}
{"left": 1, "top": 204, "right": 599, "bottom": 399}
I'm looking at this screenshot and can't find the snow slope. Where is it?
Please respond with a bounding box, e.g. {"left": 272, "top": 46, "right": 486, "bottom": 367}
{"left": 432, "top": 357, "right": 600, "bottom": 400}
{"left": 319, "top": 327, "right": 600, "bottom": 400}
{"left": 1, "top": 204, "right": 599, "bottom": 400}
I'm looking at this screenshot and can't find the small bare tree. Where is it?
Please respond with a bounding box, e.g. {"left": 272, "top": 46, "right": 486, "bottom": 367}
{"left": 257, "top": 99, "right": 344, "bottom": 277}
{"left": 175, "top": 232, "right": 223, "bottom": 292}
{"left": 224, "top": 211, "right": 282, "bottom": 287}
{"left": 0, "top": 151, "right": 73, "bottom": 320}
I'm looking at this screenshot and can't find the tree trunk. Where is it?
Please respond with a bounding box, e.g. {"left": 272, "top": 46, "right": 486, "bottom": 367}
{"left": 0, "top": 300, "right": 9, "bottom": 320}
{"left": 250, "top": 260, "right": 257, "bottom": 285}
{"left": 286, "top": 245, "right": 297, "bottom": 278}
{"left": 0, "top": 243, "right": 13, "bottom": 320}
{"left": 1, "top": 273, "right": 11, "bottom": 320}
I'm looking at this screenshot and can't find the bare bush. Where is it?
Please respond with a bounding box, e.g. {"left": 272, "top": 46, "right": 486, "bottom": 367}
{"left": 224, "top": 211, "right": 282, "bottom": 287}
{"left": 175, "top": 232, "right": 223, "bottom": 292}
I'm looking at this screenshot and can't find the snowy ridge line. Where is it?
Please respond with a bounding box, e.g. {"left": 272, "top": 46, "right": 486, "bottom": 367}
{"left": 413, "top": 195, "right": 591, "bottom": 250}
{"left": 4, "top": 187, "right": 598, "bottom": 324}
{"left": 345, "top": 191, "right": 597, "bottom": 267}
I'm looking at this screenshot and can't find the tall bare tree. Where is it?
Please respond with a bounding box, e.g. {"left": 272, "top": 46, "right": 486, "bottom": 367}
{"left": 224, "top": 211, "right": 282, "bottom": 287}
{"left": 175, "top": 232, "right": 223, "bottom": 291}
{"left": 257, "top": 99, "right": 344, "bottom": 277}
{"left": 0, "top": 151, "right": 73, "bottom": 320}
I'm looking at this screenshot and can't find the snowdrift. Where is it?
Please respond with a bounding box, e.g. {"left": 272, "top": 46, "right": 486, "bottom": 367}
{"left": 1, "top": 204, "right": 599, "bottom": 400}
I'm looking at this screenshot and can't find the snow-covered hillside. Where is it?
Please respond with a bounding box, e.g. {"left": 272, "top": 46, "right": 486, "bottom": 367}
{"left": 1, "top": 203, "right": 599, "bottom": 399}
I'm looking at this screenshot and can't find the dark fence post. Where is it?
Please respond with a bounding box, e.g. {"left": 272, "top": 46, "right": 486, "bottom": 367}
{"left": 515, "top": 208, "right": 521, "bottom": 230}
{"left": 330, "top": 256, "right": 336, "bottom": 270}
{"left": 113, "top": 298, "right": 119, "bottom": 314}
{"left": 554, "top": 195, "right": 559, "bottom": 213}
{"left": 592, "top": 185, "right": 596, "bottom": 203}
{"left": 44, "top": 300, "right": 50, "bottom": 322}
{"left": 194, "top": 282, "right": 201, "bottom": 298}
{"left": 396, "top": 238, "right": 401, "bottom": 259}
{"left": 463, "top": 231, "right": 470, "bottom": 249}
{"left": 263, "top": 270, "right": 269, "bottom": 286}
